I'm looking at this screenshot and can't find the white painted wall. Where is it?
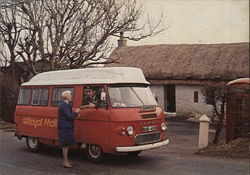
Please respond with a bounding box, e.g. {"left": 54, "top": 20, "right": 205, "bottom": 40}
{"left": 150, "top": 85, "right": 164, "bottom": 110}
{"left": 150, "top": 84, "right": 214, "bottom": 118}
{"left": 175, "top": 85, "right": 214, "bottom": 118}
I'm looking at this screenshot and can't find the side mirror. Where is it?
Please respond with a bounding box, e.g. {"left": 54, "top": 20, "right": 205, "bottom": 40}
{"left": 100, "top": 92, "right": 108, "bottom": 109}
{"left": 101, "top": 92, "right": 106, "bottom": 101}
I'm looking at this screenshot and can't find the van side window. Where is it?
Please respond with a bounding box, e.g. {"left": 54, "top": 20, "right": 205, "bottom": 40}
{"left": 17, "top": 88, "right": 32, "bottom": 105}
{"left": 82, "top": 86, "right": 106, "bottom": 108}
{"left": 31, "top": 88, "right": 49, "bottom": 106}
{"left": 52, "top": 87, "right": 74, "bottom": 106}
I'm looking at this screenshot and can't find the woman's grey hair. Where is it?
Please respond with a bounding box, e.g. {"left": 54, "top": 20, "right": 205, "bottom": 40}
{"left": 61, "top": 90, "right": 72, "bottom": 100}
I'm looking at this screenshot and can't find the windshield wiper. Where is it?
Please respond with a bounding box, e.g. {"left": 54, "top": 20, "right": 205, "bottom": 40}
{"left": 130, "top": 87, "right": 145, "bottom": 106}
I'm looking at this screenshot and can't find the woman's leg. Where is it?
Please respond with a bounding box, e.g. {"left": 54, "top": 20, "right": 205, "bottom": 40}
{"left": 62, "top": 146, "right": 71, "bottom": 166}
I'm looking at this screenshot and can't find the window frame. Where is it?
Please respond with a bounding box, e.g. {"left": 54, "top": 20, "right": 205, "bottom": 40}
{"left": 204, "top": 89, "right": 215, "bottom": 105}
{"left": 82, "top": 85, "right": 106, "bottom": 108}
{"left": 194, "top": 91, "right": 199, "bottom": 103}
{"left": 205, "top": 96, "right": 214, "bottom": 105}
{"left": 51, "top": 87, "right": 75, "bottom": 107}
{"left": 31, "top": 87, "right": 50, "bottom": 106}
{"left": 17, "top": 88, "right": 32, "bottom": 106}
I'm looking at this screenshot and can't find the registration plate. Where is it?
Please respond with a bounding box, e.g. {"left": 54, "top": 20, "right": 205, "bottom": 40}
{"left": 142, "top": 125, "right": 158, "bottom": 132}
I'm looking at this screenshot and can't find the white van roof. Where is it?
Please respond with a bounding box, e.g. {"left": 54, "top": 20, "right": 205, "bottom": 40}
{"left": 22, "top": 67, "right": 149, "bottom": 86}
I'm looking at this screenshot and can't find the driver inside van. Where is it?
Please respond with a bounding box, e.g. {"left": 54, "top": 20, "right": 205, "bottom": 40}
{"left": 82, "top": 87, "right": 100, "bottom": 108}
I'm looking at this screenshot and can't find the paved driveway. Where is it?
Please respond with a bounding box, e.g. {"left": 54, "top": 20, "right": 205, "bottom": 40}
{"left": 0, "top": 121, "right": 249, "bottom": 175}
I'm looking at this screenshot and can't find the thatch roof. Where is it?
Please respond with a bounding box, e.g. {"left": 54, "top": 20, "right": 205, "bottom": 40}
{"left": 108, "top": 43, "right": 249, "bottom": 82}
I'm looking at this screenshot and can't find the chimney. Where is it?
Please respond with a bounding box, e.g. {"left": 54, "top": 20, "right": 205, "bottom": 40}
{"left": 117, "top": 32, "right": 127, "bottom": 47}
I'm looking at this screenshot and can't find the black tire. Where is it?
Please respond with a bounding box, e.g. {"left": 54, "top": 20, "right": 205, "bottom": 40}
{"left": 86, "top": 144, "right": 104, "bottom": 162}
{"left": 26, "top": 136, "right": 41, "bottom": 152}
{"left": 127, "top": 151, "right": 142, "bottom": 156}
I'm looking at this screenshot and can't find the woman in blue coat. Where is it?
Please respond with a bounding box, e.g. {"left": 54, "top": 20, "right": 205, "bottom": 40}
{"left": 58, "top": 90, "right": 80, "bottom": 168}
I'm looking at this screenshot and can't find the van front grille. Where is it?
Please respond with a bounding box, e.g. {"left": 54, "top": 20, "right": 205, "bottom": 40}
{"left": 135, "top": 132, "right": 161, "bottom": 145}
{"left": 141, "top": 114, "right": 157, "bottom": 119}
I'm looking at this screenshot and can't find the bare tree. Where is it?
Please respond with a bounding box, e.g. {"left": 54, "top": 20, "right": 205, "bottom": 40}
{"left": 0, "top": 1, "right": 22, "bottom": 80}
{"left": 0, "top": 0, "right": 164, "bottom": 75}
{"left": 0, "top": 40, "right": 8, "bottom": 67}
{"left": 203, "top": 85, "right": 227, "bottom": 144}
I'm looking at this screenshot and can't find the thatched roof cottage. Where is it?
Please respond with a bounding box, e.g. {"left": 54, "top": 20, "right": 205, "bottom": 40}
{"left": 108, "top": 41, "right": 249, "bottom": 118}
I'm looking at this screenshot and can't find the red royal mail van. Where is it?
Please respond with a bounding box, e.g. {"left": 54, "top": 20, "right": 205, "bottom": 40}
{"left": 15, "top": 67, "right": 169, "bottom": 161}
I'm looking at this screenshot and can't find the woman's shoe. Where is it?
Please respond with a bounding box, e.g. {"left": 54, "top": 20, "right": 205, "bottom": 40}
{"left": 63, "top": 164, "right": 73, "bottom": 168}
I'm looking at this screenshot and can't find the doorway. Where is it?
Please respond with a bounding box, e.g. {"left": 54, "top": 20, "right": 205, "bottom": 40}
{"left": 164, "top": 85, "right": 176, "bottom": 112}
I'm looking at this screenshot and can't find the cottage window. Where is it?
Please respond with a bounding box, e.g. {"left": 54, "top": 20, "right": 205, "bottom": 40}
{"left": 31, "top": 88, "right": 49, "bottom": 106}
{"left": 205, "top": 90, "right": 214, "bottom": 105}
{"left": 17, "top": 88, "right": 32, "bottom": 105}
{"left": 194, "top": 91, "right": 198, "bottom": 103}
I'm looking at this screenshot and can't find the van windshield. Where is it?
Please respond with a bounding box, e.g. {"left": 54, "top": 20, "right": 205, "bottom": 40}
{"left": 108, "top": 85, "right": 157, "bottom": 108}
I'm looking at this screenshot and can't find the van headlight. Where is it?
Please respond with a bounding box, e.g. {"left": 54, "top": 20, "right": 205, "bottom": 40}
{"left": 161, "top": 122, "right": 167, "bottom": 131}
{"left": 127, "top": 126, "right": 134, "bottom": 136}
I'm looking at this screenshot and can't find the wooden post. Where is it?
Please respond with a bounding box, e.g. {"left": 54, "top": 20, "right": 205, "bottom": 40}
{"left": 198, "top": 114, "right": 210, "bottom": 149}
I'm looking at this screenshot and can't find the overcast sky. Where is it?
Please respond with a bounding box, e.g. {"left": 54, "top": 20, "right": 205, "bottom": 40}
{"left": 127, "top": 0, "right": 249, "bottom": 46}
{"left": 0, "top": 0, "right": 249, "bottom": 64}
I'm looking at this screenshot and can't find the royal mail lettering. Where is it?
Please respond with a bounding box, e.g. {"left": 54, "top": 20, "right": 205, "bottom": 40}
{"left": 22, "top": 117, "right": 57, "bottom": 128}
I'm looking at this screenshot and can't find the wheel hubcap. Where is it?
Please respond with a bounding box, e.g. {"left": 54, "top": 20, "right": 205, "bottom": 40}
{"left": 28, "top": 137, "right": 38, "bottom": 148}
{"left": 88, "top": 145, "right": 101, "bottom": 159}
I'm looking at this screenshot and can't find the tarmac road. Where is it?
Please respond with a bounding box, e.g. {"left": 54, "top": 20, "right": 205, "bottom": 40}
{"left": 0, "top": 121, "right": 249, "bottom": 175}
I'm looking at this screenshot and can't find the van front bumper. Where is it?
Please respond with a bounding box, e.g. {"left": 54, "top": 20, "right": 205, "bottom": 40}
{"left": 116, "top": 139, "right": 169, "bottom": 152}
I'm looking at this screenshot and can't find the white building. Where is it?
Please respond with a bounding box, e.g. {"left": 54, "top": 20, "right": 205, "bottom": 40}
{"left": 108, "top": 41, "right": 249, "bottom": 118}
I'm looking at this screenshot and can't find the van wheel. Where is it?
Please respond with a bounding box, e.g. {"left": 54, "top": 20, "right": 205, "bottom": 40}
{"left": 127, "top": 151, "right": 142, "bottom": 156}
{"left": 26, "top": 136, "right": 41, "bottom": 152}
{"left": 86, "top": 144, "right": 104, "bottom": 162}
